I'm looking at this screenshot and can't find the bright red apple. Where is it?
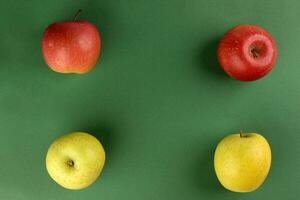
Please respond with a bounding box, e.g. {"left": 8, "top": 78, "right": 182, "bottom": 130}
{"left": 42, "top": 10, "right": 101, "bottom": 74}
{"left": 217, "top": 25, "right": 277, "bottom": 81}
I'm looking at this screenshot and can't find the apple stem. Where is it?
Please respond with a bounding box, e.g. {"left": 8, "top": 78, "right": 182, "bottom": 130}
{"left": 67, "top": 160, "right": 74, "bottom": 167}
{"left": 73, "top": 9, "right": 82, "bottom": 21}
{"left": 240, "top": 130, "right": 244, "bottom": 138}
{"left": 250, "top": 47, "right": 260, "bottom": 58}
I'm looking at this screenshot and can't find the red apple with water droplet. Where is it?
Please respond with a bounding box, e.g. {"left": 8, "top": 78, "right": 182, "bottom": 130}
{"left": 42, "top": 10, "right": 101, "bottom": 74}
{"left": 217, "top": 25, "right": 277, "bottom": 81}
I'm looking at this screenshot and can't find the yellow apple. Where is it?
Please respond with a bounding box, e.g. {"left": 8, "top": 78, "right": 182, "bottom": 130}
{"left": 214, "top": 132, "right": 271, "bottom": 192}
{"left": 46, "top": 132, "right": 105, "bottom": 190}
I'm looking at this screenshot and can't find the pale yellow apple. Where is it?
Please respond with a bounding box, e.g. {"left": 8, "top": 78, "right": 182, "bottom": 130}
{"left": 46, "top": 132, "right": 105, "bottom": 190}
{"left": 214, "top": 132, "right": 271, "bottom": 192}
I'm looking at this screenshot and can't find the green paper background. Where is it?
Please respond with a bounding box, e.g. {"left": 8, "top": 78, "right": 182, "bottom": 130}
{"left": 0, "top": 0, "right": 299, "bottom": 199}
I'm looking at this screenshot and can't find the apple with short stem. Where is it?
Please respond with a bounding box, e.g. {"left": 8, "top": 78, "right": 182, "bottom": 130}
{"left": 217, "top": 25, "right": 277, "bottom": 81}
{"left": 46, "top": 132, "right": 105, "bottom": 190}
{"left": 214, "top": 131, "right": 272, "bottom": 192}
{"left": 42, "top": 9, "right": 101, "bottom": 74}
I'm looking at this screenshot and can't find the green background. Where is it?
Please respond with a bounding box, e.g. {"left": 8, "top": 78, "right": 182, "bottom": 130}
{"left": 0, "top": 0, "right": 299, "bottom": 199}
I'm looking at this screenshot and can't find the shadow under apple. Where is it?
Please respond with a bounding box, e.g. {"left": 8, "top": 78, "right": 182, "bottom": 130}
{"left": 82, "top": 122, "right": 117, "bottom": 170}
{"left": 190, "top": 138, "right": 227, "bottom": 195}
{"left": 198, "top": 37, "right": 230, "bottom": 81}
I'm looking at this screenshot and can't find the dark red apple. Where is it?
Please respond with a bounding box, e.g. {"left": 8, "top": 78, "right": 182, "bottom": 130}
{"left": 217, "top": 25, "right": 277, "bottom": 81}
{"left": 42, "top": 10, "right": 101, "bottom": 74}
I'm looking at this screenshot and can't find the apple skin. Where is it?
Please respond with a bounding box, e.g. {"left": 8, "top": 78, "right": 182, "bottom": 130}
{"left": 42, "top": 21, "right": 101, "bottom": 74}
{"left": 214, "top": 133, "right": 271, "bottom": 192}
{"left": 217, "top": 25, "right": 277, "bottom": 81}
{"left": 46, "top": 132, "right": 105, "bottom": 190}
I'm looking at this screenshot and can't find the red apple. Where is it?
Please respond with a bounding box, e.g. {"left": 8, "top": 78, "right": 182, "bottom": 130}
{"left": 42, "top": 10, "right": 101, "bottom": 74}
{"left": 217, "top": 25, "right": 277, "bottom": 81}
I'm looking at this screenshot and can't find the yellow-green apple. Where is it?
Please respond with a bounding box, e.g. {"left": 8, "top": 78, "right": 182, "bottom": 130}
{"left": 41, "top": 10, "right": 101, "bottom": 74}
{"left": 214, "top": 132, "right": 271, "bottom": 192}
{"left": 46, "top": 132, "right": 105, "bottom": 190}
